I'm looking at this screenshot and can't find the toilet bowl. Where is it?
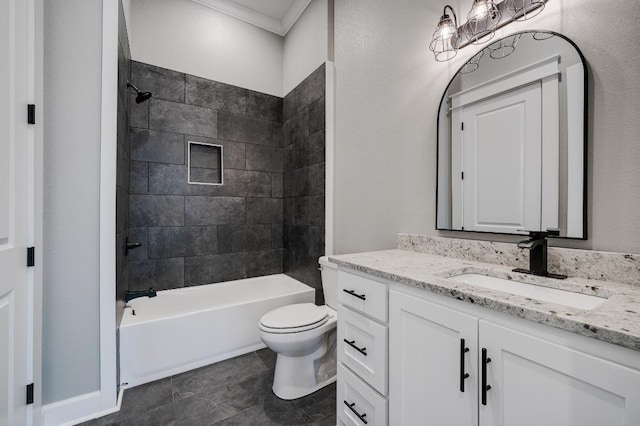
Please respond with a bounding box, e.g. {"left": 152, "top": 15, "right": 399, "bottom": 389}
{"left": 258, "top": 257, "right": 338, "bottom": 400}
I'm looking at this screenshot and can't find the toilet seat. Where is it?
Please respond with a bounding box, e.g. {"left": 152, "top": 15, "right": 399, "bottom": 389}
{"left": 260, "top": 303, "right": 329, "bottom": 334}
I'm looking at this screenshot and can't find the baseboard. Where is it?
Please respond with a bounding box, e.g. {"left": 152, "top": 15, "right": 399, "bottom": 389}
{"left": 41, "top": 388, "right": 123, "bottom": 426}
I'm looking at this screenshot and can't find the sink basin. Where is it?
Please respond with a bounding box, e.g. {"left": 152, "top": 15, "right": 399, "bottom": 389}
{"left": 447, "top": 273, "right": 607, "bottom": 310}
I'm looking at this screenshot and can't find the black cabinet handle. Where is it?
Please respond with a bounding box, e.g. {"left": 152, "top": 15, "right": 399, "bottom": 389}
{"left": 344, "top": 400, "right": 368, "bottom": 424}
{"left": 460, "top": 338, "right": 470, "bottom": 392}
{"left": 344, "top": 339, "right": 367, "bottom": 356}
{"left": 343, "top": 289, "right": 366, "bottom": 300}
{"left": 481, "top": 348, "right": 492, "bottom": 406}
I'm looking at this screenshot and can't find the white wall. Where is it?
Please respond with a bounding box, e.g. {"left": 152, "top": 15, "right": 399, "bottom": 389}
{"left": 283, "top": 0, "right": 329, "bottom": 95}
{"left": 128, "top": 0, "right": 284, "bottom": 96}
{"left": 334, "top": 0, "right": 435, "bottom": 254}
{"left": 334, "top": 0, "right": 640, "bottom": 255}
{"left": 43, "top": 0, "right": 102, "bottom": 404}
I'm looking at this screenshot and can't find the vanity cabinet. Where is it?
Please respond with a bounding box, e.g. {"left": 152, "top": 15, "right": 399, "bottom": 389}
{"left": 389, "top": 288, "right": 640, "bottom": 426}
{"left": 389, "top": 290, "right": 478, "bottom": 425}
{"left": 337, "top": 270, "right": 389, "bottom": 426}
{"left": 479, "top": 320, "right": 640, "bottom": 426}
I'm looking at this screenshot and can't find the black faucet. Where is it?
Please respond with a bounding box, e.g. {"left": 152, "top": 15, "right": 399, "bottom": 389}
{"left": 125, "top": 288, "right": 157, "bottom": 303}
{"left": 513, "top": 230, "right": 567, "bottom": 279}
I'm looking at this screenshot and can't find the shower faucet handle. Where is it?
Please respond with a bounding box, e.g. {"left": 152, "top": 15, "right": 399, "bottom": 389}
{"left": 125, "top": 237, "right": 143, "bottom": 256}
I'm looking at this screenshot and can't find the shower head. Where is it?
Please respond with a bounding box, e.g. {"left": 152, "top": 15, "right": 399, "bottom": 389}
{"left": 127, "top": 82, "right": 153, "bottom": 104}
{"left": 135, "top": 91, "right": 152, "bottom": 104}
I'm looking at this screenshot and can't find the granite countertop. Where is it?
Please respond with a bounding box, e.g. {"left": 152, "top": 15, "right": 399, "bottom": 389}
{"left": 329, "top": 249, "right": 640, "bottom": 352}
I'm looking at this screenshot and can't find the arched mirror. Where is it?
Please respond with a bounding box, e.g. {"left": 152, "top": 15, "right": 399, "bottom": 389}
{"left": 436, "top": 30, "right": 587, "bottom": 239}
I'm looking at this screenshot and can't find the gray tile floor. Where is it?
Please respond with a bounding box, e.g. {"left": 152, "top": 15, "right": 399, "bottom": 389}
{"left": 81, "top": 349, "right": 336, "bottom": 426}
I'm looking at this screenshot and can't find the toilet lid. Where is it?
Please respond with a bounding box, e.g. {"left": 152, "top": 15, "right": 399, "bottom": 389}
{"left": 260, "top": 303, "right": 328, "bottom": 331}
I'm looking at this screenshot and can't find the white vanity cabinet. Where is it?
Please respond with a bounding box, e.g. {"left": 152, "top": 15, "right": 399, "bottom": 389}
{"left": 389, "top": 290, "right": 479, "bottom": 425}
{"left": 337, "top": 270, "right": 389, "bottom": 426}
{"left": 479, "top": 320, "right": 640, "bottom": 426}
{"left": 389, "top": 287, "right": 640, "bottom": 426}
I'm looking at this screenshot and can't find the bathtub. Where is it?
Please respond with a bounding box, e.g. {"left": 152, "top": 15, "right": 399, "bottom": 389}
{"left": 119, "top": 274, "right": 315, "bottom": 388}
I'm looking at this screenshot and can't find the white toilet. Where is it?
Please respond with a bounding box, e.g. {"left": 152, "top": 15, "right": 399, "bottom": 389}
{"left": 259, "top": 256, "right": 338, "bottom": 400}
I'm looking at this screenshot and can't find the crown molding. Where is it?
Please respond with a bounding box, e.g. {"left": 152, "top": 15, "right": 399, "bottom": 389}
{"left": 190, "top": 0, "right": 312, "bottom": 36}
{"left": 281, "top": 0, "right": 312, "bottom": 35}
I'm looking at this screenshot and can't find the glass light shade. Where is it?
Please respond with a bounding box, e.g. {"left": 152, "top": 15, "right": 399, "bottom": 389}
{"left": 505, "top": 0, "right": 545, "bottom": 21}
{"left": 463, "top": 19, "right": 496, "bottom": 45}
{"left": 464, "top": 0, "right": 500, "bottom": 45}
{"left": 467, "top": 0, "right": 500, "bottom": 23}
{"left": 429, "top": 15, "right": 459, "bottom": 61}
{"left": 460, "top": 49, "right": 485, "bottom": 74}
{"left": 487, "top": 33, "right": 522, "bottom": 59}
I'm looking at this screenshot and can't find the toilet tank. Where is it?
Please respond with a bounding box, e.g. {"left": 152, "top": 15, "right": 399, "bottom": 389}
{"left": 318, "top": 256, "right": 338, "bottom": 309}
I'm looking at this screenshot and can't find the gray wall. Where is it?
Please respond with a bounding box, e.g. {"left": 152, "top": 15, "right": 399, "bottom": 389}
{"left": 334, "top": 0, "right": 640, "bottom": 255}
{"left": 43, "top": 0, "right": 102, "bottom": 404}
{"left": 116, "top": 0, "right": 132, "bottom": 325}
{"left": 127, "top": 61, "right": 284, "bottom": 290}
{"left": 283, "top": 64, "right": 326, "bottom": 303}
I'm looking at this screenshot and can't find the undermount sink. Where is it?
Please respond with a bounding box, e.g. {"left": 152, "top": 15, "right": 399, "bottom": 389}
{"left": 447, "top": 273, "right": 607, "bottom": 310}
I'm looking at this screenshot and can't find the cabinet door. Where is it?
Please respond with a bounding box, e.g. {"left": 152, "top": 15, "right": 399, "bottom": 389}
{"left": 479, "top": 320, "right": 640, "bottom": 426}
{"left": 389, "top": 290, "right": 478, "bottom": 426}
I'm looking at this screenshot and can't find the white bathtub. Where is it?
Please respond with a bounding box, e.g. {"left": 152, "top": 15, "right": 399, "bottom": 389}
{"left": 119, "top": 274, "right": 315, "bottom": 388}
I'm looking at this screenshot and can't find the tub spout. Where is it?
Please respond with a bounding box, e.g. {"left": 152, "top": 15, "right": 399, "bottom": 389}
{"left": 125, "top": 288, "right": 157, "bottom": 303}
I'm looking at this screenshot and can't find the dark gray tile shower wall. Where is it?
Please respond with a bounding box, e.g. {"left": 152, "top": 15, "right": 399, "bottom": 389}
{"left": 127, "top": 61, "right": 284, "bottom": 291}
{"left": 282, "top": 64, "right": 326, "bottom": 304}
{"left": 116, "top": 1, "right": 131, "bottom": 325}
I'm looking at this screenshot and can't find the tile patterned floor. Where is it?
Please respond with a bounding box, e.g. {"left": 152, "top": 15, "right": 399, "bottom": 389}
{"left": 80, "top": 349, "right": 336, "bottom": 426}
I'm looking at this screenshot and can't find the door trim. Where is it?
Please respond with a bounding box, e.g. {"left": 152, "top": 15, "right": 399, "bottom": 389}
{"left": 32, "top": 0, "right": 44, "bottom": 423}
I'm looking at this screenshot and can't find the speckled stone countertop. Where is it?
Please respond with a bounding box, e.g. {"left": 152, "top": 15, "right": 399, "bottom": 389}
{"left": 329, "top": 249, "right": 640, "bottom": 352}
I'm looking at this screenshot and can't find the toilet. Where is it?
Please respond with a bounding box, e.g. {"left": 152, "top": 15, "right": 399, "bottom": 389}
{"left": 259, "top": 256, "right": 338, "bottom": 400}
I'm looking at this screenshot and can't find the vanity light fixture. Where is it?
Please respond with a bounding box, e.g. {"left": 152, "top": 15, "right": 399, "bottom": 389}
{"left": 505, "top": 0, "right": 545, "bottom": 21}
{"left": 429, "top": 0, "right": 547, "bottom": 61}
{"left": 465, "top": 0, "right": 501, "bottom": 43}
{"left": 487, "top": 33, "right": 522, "bottom": 58}
{"left": 533, "top": 31, "right": 554, "bottom": 41}
{"left": 429, "top": 5, "right": 460, "bottom": 62}
{"left": 459, "top": 49, "right": 485, "bottom": 73}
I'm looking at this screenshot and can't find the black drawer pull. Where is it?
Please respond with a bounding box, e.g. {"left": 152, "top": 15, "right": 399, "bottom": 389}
{"left": 460, "top": 338, "right": 470, "bottom": 392}
{"left": 343, "top": 289, "right": 367, "bottom": 300}
{"left": 344, "top": 339, "right": 367, "bottom": 356}
{"left": 481, "top": 348, "right": 492, "bottom": 406}
{"left": 344, "top": 400, "right": 368, "bottom": 424}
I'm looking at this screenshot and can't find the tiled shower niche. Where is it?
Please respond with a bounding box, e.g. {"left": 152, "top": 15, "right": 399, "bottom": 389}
{"left": 188, "top": 141, "right": 223, "bottom": 185}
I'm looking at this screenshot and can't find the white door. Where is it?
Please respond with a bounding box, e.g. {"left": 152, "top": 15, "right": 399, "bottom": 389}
{"left": 389, "top": 290, "right": 478, "bottom": 426}
{"left": 479, "top": 320, "right": 640, "bottom": 426}
{"left": 462, "top": 83, "right": 542, "bottom": 233}
{"left": 0, "top": 0, "right": 31, "bottom": 424}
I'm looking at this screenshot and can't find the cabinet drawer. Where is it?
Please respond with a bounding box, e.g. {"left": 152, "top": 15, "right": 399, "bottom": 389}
{"left": 338, "top": 363, "right": 388, "bottom": 426}
{"left": 338, "top": 306, "right": 388, "bottom": 395}
{"left": 338, "top": 271, "right": 388, "bottom": 322}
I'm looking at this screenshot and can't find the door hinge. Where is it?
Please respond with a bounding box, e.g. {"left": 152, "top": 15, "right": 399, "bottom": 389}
{"left": 461, "top": 172, "right": 464, "bottom": 180}
{"left": 461, "top": 122, "right": 464, "bottom": 131}
{"left": 28, "top": 104, "right": 35, "bottom": 125}
{"left": 26, "top": 383, "right": 34, "bottom": 405}
{"left": 27, "top": 247, "right": 35, "bottom": 267}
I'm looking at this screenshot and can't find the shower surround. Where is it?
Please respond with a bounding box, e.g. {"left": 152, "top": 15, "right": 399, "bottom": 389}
{"left": 125, "top": 61, "right": 326, "bottom": 300}
{"left": 283, "top": 64, "right": 326, "bottom": 303}
{"left": 127, "top": 61, "right": 284, "bottom": 290}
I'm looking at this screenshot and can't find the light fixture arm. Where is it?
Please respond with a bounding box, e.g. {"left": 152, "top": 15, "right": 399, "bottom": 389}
{"left": 442, "top": 5, "right": 458, "bottom": 29}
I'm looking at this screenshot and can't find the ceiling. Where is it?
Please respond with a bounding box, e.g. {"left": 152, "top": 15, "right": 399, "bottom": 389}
{"left": 190, "top": 0, "right": 313, "bottom": 36}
